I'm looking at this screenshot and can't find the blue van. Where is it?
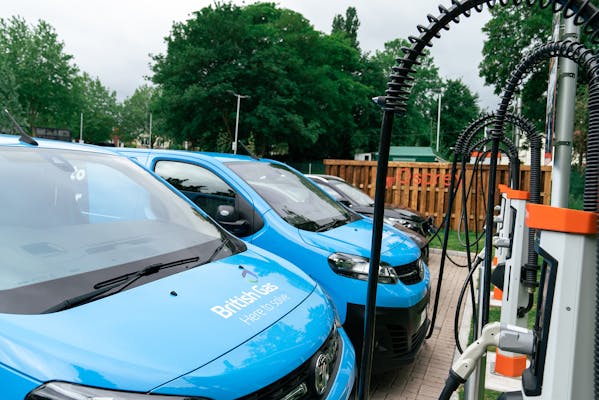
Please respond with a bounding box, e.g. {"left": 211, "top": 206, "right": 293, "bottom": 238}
{"left": 119, "top": 149, "right": 431, "bottom": 372}
{"left": 0, "top": 135, "right": 355, "bottom": 399}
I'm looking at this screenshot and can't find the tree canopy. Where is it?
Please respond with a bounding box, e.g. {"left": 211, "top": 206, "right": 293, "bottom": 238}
{"left": 118, "top": 84, "right": 159, "bottom": 145}
{"left": 439, "top": 79, "right": 480, "bottom": 158}
{"left": 0, "top": 16, "right": 122, "bottom": 144}
{"left": 479, "top": 7, "right": 553, "bottom": 131}
{"left": 0, "top": 16, "right": 79, "bottom": 132}
{"left": 480, "top": 7, "right": 592, "bottom": 165}
{"left": 74, "top": 73, "right": 119, "bottom": 144}
{"left": 331, "top": 7, "right": 360, "bottom": 50}
{"left": 151, "top": 2, "right": 377, "bottom": 159}
{"left": 368, "top": 39, "right": 447, "bottom": 148}
{"left": 0, "top": 5, "right": 485, "bottom": 158}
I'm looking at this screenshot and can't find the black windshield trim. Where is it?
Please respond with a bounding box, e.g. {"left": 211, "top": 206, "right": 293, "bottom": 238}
{"left": 0, "top": 239, "right": 241, "bottom": 315}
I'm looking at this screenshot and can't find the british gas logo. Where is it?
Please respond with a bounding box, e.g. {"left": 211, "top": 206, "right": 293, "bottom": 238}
{"left": 239, "top": 265, "right": 259, "bottom": 283}
{"left": 210, "top": 283, "right": 280, "bottom": 319}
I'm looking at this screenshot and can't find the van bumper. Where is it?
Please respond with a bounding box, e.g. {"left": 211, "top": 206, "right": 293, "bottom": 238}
{"left": 343, "top": 292, "right": 430, "bottom": 373}
{"left": 325, "top": 327, "right": 356, "bottom": 399}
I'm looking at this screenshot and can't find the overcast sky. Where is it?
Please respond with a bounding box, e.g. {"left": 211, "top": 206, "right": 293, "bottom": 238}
{"left": 0, "top": 0, "right": 499, "bottom": 110}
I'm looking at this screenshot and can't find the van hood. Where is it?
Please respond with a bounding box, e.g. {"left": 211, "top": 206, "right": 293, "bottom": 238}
{"left": 152, "top": 285, "right": 337, "bottom": 398}
{"left": 0, "top": 250, "right": 317, "bottom": 393}
{"left": 350, "top": 205, "right": 427, "bottom": 224}
{"left": 298, "top": 218, "right": 420, "bottom": 263}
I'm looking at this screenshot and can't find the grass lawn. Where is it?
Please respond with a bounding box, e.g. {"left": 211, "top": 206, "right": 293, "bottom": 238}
{"left": 429, "top": 229, "right": 485, "bottom": 253}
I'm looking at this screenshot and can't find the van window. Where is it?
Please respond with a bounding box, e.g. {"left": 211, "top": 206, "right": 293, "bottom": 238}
{"left": 155, "top": 160, "right": 236, "bottom": 219}
{"left": 154, "top": 160, "right": 263, "bottom": 236}
{"left": 228, "top": 162, "right": 357, "bottom": 231}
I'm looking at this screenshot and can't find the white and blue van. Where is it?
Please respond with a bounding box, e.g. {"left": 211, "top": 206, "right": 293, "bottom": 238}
{"left": 0, "top": 135, "right": 355, "bottom": 399}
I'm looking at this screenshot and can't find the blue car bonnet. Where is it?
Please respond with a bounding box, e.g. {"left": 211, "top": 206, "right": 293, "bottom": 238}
{"left": 0, "top": 249, "right": 316, "bottom": 393}
{"left": 298, "top": 218, "right": 421, "bottom": 262}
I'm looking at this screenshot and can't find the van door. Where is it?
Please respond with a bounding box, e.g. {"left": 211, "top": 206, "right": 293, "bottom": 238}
{"left": 153, "top": 160, "right": 264, "bottom": 237}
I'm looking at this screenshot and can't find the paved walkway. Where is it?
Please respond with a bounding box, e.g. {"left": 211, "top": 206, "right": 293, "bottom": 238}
{"left": 371, "top": 251, "right": 470, "bottom": 400}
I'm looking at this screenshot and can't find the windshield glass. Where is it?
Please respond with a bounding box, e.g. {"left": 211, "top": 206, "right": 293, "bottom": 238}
{"left": 0, "top": 147, "right": 242, "bottom": 313}
{"left": 228, "top": 162, "right": 356, "bottom": 231}
{"left": 330, "top": 180, "right": 374, "bottom": 207}
{"left": 314, "top": 183, "right": 343, "bottom": 201}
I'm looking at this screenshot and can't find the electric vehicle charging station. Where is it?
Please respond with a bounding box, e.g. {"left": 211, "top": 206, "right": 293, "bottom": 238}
{"left": 492, "top": 184, "right": 511, "bottom": 270}
{"left": 492, "top": 183, "right": 513, "bottom": 302}
{"left": 494, "top": 186, "right": 530, "bottom": 378}
{"left": 522, "top": 204, "right": 597, "bottom": 399}
{"left": 359, "top": 1, "right": 599, "bottom": 400}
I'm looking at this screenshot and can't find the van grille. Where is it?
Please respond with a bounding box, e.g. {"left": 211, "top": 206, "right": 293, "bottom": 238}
{"left": 393, "top": 259, "right": 422, "bottom": 285}
{"left": 237, "top": 327, "right": 341, "bottom": 400}
{"left": 387, "top": 320, "right": 427, "bottom": 357}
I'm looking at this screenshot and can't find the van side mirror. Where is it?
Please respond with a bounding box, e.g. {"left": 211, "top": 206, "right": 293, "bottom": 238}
{"left": 215, "top": 205, "right": 250, "bottom": 236}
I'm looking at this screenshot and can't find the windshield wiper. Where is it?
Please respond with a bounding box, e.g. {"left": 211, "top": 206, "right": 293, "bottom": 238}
{"left": 315, "top": 218, "right": 346, "bottom": 232}
{"left": 207, "top": 238, "right": 231, "bottom": 263}
{"left": 42, "top": 256, "right": 199, "bottom": 313}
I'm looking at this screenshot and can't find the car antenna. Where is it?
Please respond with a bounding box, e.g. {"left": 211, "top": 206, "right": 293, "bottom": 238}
{"left": 3, "top": 109, "right": 38, "bottom": 146}
{"left": 237, "top": 140, "right": 259, "bottom": 160}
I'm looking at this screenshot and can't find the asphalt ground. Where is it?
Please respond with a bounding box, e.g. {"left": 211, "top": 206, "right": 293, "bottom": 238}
{"left": 370, "top": 250, "right": 470, "bottom": 400}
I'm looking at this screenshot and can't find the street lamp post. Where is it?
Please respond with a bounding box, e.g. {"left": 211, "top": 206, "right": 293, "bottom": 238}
{"left": 229, "top": 91, "right": 249, "bottom": 154}
{"left": 436, "top": 90, "right": 442, "bottom": 153}
{"left": 149, "top": 112, "right": 153, "bottom": 149}
{"left": 79, "top": 113, "right": 83, "bottom": 143}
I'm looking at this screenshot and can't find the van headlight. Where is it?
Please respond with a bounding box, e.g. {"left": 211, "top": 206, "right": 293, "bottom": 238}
{"left": 384, "top": 216, "right": 418, "bottom": 231}
{"left": 26, "top": 382, "right": 209, "bottom": 400}
{"left": 328, "top": 253, "right": 397, "bottom": 284}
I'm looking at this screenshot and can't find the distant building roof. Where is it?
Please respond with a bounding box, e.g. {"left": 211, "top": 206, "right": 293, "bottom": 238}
{"left": 386, "top": 146, "right": 438, "bottom": 162}
{"left": 358, "top": 146, "right": 441, "bottom": 162}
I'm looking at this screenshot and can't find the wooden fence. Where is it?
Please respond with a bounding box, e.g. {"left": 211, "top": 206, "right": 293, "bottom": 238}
{"left": 324, "top": 160, "right": 552, "bottom": 230}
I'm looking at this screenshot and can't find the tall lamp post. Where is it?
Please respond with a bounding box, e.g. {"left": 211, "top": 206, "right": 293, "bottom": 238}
{"left": 228, "top": 91, "right": 250, "bottom": 154}
{"left": 435, "top": 90, "right": 442, "bottom": 153}
{"left": 79, "top": 113, "right": 84, "bottom": 143}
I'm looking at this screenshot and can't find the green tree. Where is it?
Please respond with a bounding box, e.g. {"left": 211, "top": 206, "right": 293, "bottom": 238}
{"left": 573, "top": 84, "right": 588, "bottom": 171}
{"left": 331, "top": 7, "right": 360, "bottom": 50}
{"left": 480, "top": 8, "right": 595, "bottom": 165}
{"left": 151, "top": 2, "right": 370, "bottom": 159}
{"left": 119, "top": 85, "right": 158, "bottom": 145}
{"left": 0, "top": 16, "right": 79, "bottom": 132}
{"left": 348, "top": 56, "right": 385, "bottom": 154}
{"left": 74, "top": 73, "right": 119, "bottom": 144}
{"left": 368, "top": 38, "right": 443, "bottom": 148}
{"left": 479, "top": 7, "right": 552, "bottom": 131}
{"left": 438, "top": 79, "right": 480, "bottom": 158}
{"left": 0, "top": 62, "right": 25, "bottom": 133}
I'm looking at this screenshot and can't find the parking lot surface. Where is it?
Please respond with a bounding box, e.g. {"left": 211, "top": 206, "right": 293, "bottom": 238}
{"left": 371, "top": 251, "right": 469, "bottom": 400}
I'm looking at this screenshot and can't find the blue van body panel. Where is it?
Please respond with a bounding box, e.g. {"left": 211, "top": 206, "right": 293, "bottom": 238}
{"left": 152, "top": 286, "right": 356, "bottom": 400}
{"left": 0, "top": 136, "right": 356, "bottom": 399}
{"left": 298, "top": 218, "right": 418, "bottom": 257}
{"left": 0, "top": 363, "right": 41, "bottom": 400}
{"left": 0, "top": 249, "right": 316, "bottom": 392}
{"left": 245, "top": 214, "right": 430, "bottom": 317}
{"left": 120, "top": 149, "right": 431, "bottom": 314}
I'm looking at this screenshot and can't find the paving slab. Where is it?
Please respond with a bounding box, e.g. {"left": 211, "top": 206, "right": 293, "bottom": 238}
{"left": 370, "top": 251, "right": 471, "bottom": 399}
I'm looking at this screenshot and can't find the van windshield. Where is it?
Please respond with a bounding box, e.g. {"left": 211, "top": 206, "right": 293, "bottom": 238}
{"left": 228, "top": 162, "right": 357, "bottom": 231}
{"left": 330, "top": 179, "right": 374, "bottom": 207}
{"left": 0, "top": 147, "right": 242, "bottom": 313}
